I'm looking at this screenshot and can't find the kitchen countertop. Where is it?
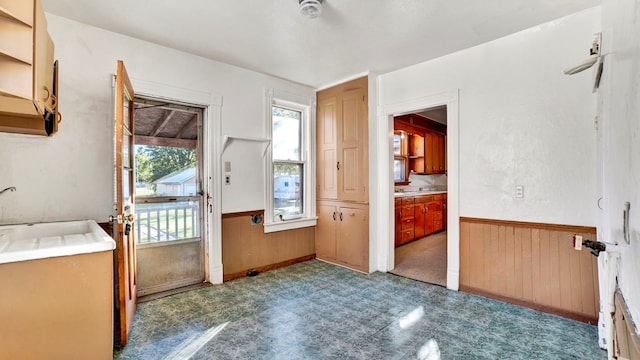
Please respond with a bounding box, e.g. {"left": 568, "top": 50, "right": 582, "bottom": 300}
{"left": 394, "top": 190, "right": 447, "bottom": 198}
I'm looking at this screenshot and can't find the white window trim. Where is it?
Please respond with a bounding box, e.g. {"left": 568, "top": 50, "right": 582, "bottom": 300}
{"left": 264, "top": 89, "right": 317, "bottom": 233}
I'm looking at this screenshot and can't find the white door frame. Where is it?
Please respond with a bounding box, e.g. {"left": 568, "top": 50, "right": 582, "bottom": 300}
{"left": 376, "top": 89, "right": 460, "bottom": 290}
{"left": 130, "top": 78, "right": 224, "bottom": 284}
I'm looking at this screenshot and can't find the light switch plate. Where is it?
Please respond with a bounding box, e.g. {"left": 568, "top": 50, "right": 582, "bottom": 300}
{"left": 224, "top": 161, "right": 231, "bottom": 172}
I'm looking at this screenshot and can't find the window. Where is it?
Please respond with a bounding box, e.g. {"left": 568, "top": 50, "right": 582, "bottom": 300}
{"left": 264, "top": 90, "right": 316, "bottom": 233}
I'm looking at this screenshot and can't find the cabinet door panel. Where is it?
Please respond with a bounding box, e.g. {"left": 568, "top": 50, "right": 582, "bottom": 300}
{"left": 315, "top": 203, "right": 338, "bottom": 261}
{"left": 317, "top": 96, "right": 338, "bottom": 199}
{"left": 338, "top": 87, "right": 367, "bottom": 202}
{"left": 414, "top": 203, "right": 426, "bottom": 239}
{"left": 425, "top": 132, "right": 435, "bottom": 174}
{"left": 337, "top": 206, "right": 368, "bottom": 268}
{"left": 394, "top": 206, "right": 402, "bottom": 246}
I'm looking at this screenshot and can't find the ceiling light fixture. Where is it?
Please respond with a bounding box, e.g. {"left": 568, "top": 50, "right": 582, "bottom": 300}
{"left": 299, "top": 0, "right": 322, "bottom": 19}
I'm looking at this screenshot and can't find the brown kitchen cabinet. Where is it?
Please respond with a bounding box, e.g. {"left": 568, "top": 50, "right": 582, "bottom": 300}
{"left": 408, "top": 134, "right": 425, "bottom": 174}
{"left": 316, "top": 200, "right": 369, "bottom": 272}
{"left": 394, "top": 193, "right": 447, "bottom": 247}
{"left": 0, "top": 0, "right": 59, "bottom": 136}
{"left": 425, "top": 131, "right": 446, "bottom": 174}
{"left": 316, "top": 76, "right": 369, "bottom": 272}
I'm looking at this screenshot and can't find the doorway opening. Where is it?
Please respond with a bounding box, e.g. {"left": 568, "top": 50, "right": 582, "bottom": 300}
{"left": 132, "top": 97, "right": 207, "bottom": 298}
{"left": 390, "top": 106, "right": 448, "bottom": 287}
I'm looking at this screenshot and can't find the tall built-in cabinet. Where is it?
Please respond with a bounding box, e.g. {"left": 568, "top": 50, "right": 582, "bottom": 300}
{"left": 0, "top": 0, "right": 59, "bottom": 136}
{"left": 316, "top": 77, "right": 369, "bottom": 272}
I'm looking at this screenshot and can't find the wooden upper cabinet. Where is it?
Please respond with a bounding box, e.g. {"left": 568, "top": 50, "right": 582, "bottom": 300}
{"left": 317, "top": 76, "right": 368, "bottom": 203}
{"left": 317, "top": 95, "right": 338, "bottom": 200}
{"left": 395, "top": 114, "right": 446, "bottom": 175}
{"left": 0, "top": 0, "right": 59, "bottom": 136}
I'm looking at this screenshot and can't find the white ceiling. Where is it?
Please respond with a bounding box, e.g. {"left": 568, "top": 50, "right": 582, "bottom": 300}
{"left": 41, "top": 0, "right": 600, "bottom": 89}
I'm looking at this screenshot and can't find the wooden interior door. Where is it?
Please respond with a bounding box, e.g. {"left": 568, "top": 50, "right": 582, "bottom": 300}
{"left": 113, "top": 60, "right": 137, "bottom": 348}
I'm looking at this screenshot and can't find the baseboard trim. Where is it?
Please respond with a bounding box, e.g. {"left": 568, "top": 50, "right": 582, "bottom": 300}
{"left": 460, "top": 284, "right": 598, "bottom": 324}
{"left": 223, "top": 254, "right": 315, "bottom": 282}
{"left": 459, "top": 217, "right": 596, "bottom": 234}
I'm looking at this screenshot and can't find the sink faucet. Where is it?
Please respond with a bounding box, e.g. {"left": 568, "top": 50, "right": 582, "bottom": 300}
{"left": 0, "top": 187, "right": 16, "bottom": 196}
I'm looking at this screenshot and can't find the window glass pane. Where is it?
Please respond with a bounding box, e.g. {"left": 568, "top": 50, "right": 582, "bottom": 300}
{"left": 274, "top": 163, "right": 303, "bottom": 220}
{"left": 272, "top": 106, "right": 301, "bottom": 161}
{"left": 134, "top": 145, "right": 197, "bottom": 197}
{"left": 394, "top": 158, "right": 406, "bottom": 181}
{"left": 135, "top": 201, "right": 200, "bottom": 244}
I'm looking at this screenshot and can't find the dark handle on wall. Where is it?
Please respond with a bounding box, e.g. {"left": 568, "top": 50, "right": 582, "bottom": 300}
{"left": 339, "top": 212, "right": 343, "bottom": 221}
{"left": 337, "top": 161, "right": 340, "bottom": 170}
{"left": 332, "top": 211, "right": 336, "bottom": 221}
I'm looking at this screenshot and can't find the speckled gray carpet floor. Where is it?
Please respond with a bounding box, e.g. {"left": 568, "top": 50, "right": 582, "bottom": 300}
{"left": 391, "top": 232, "right": 447, "bottom": 286}
{"left": 114, "top": 260, "right": 606, "bottom": 359}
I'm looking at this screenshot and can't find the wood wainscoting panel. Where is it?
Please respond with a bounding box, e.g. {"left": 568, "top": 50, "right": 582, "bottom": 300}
{"left": 460, "top": 217, "right": 599, "bottom": 323}
{"left": 222, "top": 211, "right": 315, "bottom": 280}
{"left": 614, "top": 288, "right": 640, "bottom": 359}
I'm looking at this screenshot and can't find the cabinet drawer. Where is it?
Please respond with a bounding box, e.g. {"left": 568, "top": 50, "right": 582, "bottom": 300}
{"left": 401, "top": 197, "right": 414, "bottom": 205}
{"left": 433, "top": 194, "right": 443, "bottom": 200}
{"left": 414, "top": 195, "right": 432, "bottom": 203}
{"left": 401, "top": 228, "right": 414, "bottom": 242}
{"left": 401, "top": 206, "right": 414, "bottom": 218}
{"left": 434, "top": 211, "right": 443, "bottom": 221}
{"left": 401, "top": 217, "right": 414, "bottom": 229}
{"left": 434, "top": 220, "right": 443, "bottom": 230}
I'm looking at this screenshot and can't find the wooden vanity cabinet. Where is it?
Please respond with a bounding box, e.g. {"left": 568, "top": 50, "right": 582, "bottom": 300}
{"left": 0, "top": 0, "right": 59, "bottom": 136}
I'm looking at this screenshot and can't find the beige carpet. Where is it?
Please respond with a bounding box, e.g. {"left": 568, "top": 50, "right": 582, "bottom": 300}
{"left": 390, "top": 231, "right": 447, "bottom": 286}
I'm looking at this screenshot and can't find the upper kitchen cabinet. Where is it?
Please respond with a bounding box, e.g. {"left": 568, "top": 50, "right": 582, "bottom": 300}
{"left": 317, "top": 76, "right": 368, "bottom": 203}
{"left": 0, "top": 0, "right": 59, "bottom": 136}
{"left": 394, "top": 114, "right": 446, "bottom": 175}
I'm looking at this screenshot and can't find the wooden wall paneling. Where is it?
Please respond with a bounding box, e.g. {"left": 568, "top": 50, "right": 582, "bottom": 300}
{"left": 459, "top": 218, "right": 599, "bottom": 323}
{"left": 459, "top": 220, "right": 470, "bottom": 285}
{"left": 497, "top": 225, "right": 507, "bottom": 295}
{"left": 481, "top": 224, "right": 491, "bottom": 291}
{"left": 538, "top": 229, "right": 552, "bottom": 306}
{"left": 530, "top": 228, "right": 541, "bottom": 304}
{"left": 567, "top": 230, "right": 583, "bottom": 315}
{"left": 521, "top": 227, "right": 533, "bottom": 301}
{"left": 579, "top": 231, "right": 597, "bottom": 317}
{"left": 487, "top": 224, "right": 499, "bottom": 294}
{"left": 558, "top": 230, "right": 573, "bottom": 311}
{"left": 548, "top": 230, "right": 562, "bottom": 309}
{"left": 513, "top": 227, "right": 524, "bottom": 299}
{"left": 504, "top": 225, "right": 516, "bottom": 299}
{"left": 468, "top": 222, "right": 484, "bottom": 288}
{"left": 222, "top": 211, "right": 315, "bottom": 279}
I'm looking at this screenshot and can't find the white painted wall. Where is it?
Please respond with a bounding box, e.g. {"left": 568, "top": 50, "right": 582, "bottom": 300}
{"left": 0, "top": 14, "right": 314, "bottom": 225}
{"left": 599, "top": 0, "right": 640, "bottom": 336}
{"left": 380, "top": 7, "right": 600, "bottom": 226}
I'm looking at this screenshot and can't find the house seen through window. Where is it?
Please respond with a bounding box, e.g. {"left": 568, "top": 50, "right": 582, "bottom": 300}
{"left": 272, "top": 105, "right": 304, "bottom": 220}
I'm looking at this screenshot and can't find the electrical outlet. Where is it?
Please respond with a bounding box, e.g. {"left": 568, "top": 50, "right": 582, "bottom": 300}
{"left": 573, "top": 235, "right": 583, "bottom": 250}
{"left": 225, "top": 175, "right": 231, "bottom": 185}
{"left": 515, "top": 185, "right": 524, "bottom": 198}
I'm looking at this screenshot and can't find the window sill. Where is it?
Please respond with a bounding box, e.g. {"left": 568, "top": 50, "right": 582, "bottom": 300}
{"left": 263, "top": 217, "right": 318, "bottom": 233}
